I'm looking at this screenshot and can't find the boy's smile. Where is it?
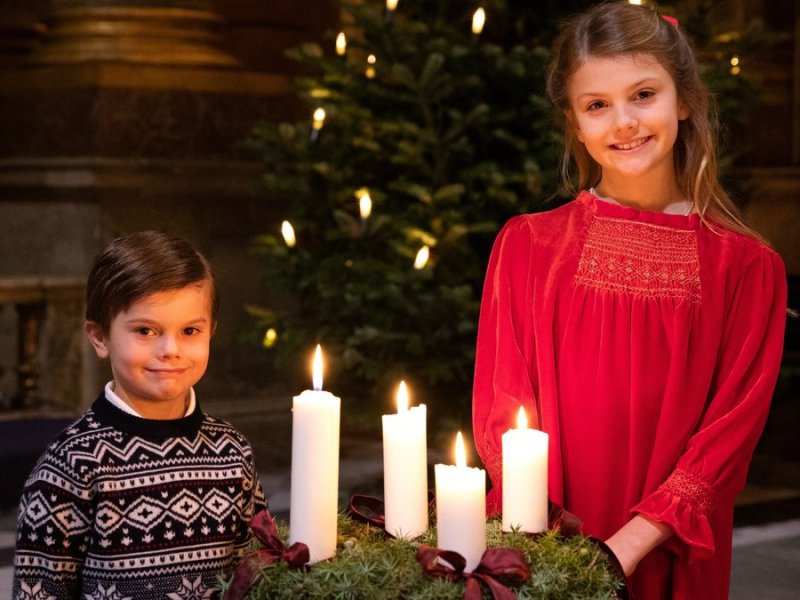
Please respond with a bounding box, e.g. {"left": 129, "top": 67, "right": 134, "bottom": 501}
{"left": 567, "top": 53, "right": 689, "bottom": 209}
{"left": 86, "top": 282, "right": 214, "bottom": 419}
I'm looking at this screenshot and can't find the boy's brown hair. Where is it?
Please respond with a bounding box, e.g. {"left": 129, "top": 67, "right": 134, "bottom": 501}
{"left": 85, "top": 231, "right": 219, "bottom": 333}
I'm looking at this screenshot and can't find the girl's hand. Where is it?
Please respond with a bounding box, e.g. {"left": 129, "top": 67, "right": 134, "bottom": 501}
{"left": 605, "top": 515, "right": 673, "bottom": 576}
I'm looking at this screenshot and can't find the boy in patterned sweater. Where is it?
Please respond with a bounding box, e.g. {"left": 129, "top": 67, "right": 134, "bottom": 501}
{"left": 13, "top": 231, "right": 266, "bottom": 599}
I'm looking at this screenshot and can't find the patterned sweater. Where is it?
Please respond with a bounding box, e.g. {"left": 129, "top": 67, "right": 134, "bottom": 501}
{"left": 13, "top": 395, "right": 266, "bottom": 600}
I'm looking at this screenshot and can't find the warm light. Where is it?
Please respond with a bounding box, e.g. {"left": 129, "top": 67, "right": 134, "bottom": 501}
{"left": 359, "top": 189, "right": 373, "bottom": 220}
{"left": 628, "top": 0, "right": 643, "bottom": 5}
{"left": 386, "top": 0, "right": 399, "bottom": 10}
{"left": 312, "top": 107, "right": 326, "bottom": 130}
{"left": 396, "top": 380, "right": 409, "bottom": 413}
{"left": 730, "top": 56, "right": 740, "bottom": 66}
{"left": 336, "top": 32, "right": 346, "bottom": 56}
{"left": 731, "top": 65, "right": 741, "bottom": 76}
{"left": 472, "top": 7, "right": 486, "bottom": 35}
{"left": 366, "top": 54, "right": 377, "bottom": 78}
{"left": 413, "top": 245, "right": 430, "bottom": 269}
{"left": 281, "top": 220, "right": 296, "bottom": 247}
{"left": 517, "top": 406, "right": 528, "bottom": 430}
{"left": 312, "top": 344, "right": 324, "bottom": 391}
{"left": 262, "top": 328, "right": 278, "bottom": 348}
{"left": 455, "top": 431, "right": 467, "bottom": 468}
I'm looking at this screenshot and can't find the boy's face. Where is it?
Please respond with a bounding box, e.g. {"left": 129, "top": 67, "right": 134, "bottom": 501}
{"left": 85, "top": 282, "right": 214, "bottom": 419}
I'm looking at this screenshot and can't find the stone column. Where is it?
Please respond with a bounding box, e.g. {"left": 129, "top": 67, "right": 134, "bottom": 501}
{"left": 29, "top": 0, "right": 239, "bottom": 67}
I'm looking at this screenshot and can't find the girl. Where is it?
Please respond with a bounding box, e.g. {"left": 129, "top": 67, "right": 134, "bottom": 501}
{"left": 472, "top": 3, "right": 787, "bottom": 599}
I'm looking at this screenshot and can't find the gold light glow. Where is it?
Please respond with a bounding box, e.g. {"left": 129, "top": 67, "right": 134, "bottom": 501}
{"left": 312, "top": 107, "right": 326, "bottom": 130}
{"left": 263, "top": 328, "right": 278, "bottom": 348}
{"left": 336, "top": 32, "right": 347, "bottom": 56}
{"left": 455, "top": 431, "right": 467, "bottom": 468}
{"left": 517, "top": 406, "right": 528, "bottom": 429}
{"left": 312, "top": 344, "right": 324, "bottom": 391}
{"left": 386, "top": 0, "right": 399, "bottom": 10}
{"left": 396, "top": 380, "right": 409, "bottom": 413}
{"left": 366, "top": 54, "right": 377, "bottom": 78}
{"left": 359, "top": 189, "right": 373, "bottom": 220}
{"left": 281, "top": 220, "right": 296, "bottom": 247}
{"left": 413, "top": 245, "right": 430, "bottom": 269}
{"left": 472, "top": 7, "right": 486, "bottom": 35}
{"left": 628, "top": 0, "right": 643, "bottom": 5}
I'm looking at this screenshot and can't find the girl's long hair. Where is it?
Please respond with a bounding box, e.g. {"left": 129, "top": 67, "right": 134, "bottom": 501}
{"left": 546, "top": 1, "right": 761, "bottom": 240}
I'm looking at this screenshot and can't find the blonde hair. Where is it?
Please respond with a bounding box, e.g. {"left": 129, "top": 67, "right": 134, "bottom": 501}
{"left": 546, "top": 1, "right": 760, "bottom": 239}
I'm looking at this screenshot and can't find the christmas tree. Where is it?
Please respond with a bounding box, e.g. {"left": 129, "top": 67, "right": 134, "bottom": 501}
{"left": 246, "top": 0, "right": 766, "bottom": 427}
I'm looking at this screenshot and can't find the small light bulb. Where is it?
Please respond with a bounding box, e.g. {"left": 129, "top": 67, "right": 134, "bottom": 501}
{"left": 335, "top": 32, "right": 346, "bottom": 56}
{"left": 414, "top": 245, "right": 430, "bottom": 269}
{"left": 472, "top": 7, "right": 486, "bottom": 36}
{"left": 359, "top": 190, "right": 372, "bottom": 220}
{"left": 281, "top": 221, "right": 296, "bottom": 247}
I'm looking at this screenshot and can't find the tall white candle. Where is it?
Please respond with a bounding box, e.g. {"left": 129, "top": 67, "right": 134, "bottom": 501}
{"left": 435, "top": 432, "right": 486, "bottom": 571}
{"left": 289, "top": 345, "right": 341, "bottom": 563}
{"left": 502, "top": 407, "right": 548, "bottom": 533}
{"left": 382, "top": 381, "right": 428, "bottom": 538}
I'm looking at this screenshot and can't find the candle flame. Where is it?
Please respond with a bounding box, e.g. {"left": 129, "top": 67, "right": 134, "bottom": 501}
{"left": 517, "top": 406, "right": 528, "bottom": 429}
{"left": 281, "top": 220, "right": 296, "bottom": 247}
{"left": 335, "top": 32, "right": 346, "bottom": 56}
{"left": 413, "top": 245, "right": 430, "bottom": 269}
{"left": 455, "top": 431, "right": 467, "bottom": 468}
{"left": 312, "top": 107, "right": 326, "bottom": 130}
{"left": 359, "top": 189, "right": 373, "bottom": 220}
{"left": 312, "top": 344, "right": 323, "bottom": 391}
{"left": 472, "top": 7, "right": 486, "bottom": 35}
{"left": 396, "top": 380, "right": 409, "bottom": 413}
{"left": 386, "top": 0, "right": 399, "bottom": 10}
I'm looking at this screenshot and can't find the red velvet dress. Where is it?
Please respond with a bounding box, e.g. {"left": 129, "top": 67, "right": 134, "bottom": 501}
{"left": 473, "top": 191, "right": 786, "bottom": 599}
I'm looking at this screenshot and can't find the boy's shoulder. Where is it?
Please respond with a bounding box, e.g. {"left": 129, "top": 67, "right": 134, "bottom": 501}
{"left": 198, "top": 411, "right": 256, "bottom": 449}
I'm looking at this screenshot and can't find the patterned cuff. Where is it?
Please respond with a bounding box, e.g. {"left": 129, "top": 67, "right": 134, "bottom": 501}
{"left": 662, "top": 468, "right": 715, "bottom": 515}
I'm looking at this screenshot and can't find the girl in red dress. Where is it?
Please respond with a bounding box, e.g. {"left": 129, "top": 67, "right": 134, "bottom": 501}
{"left": 472, "top": 3, "right": 787, "bottom": 599}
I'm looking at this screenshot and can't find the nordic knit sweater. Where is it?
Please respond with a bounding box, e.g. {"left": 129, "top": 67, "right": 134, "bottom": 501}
{"left": 13, "top": 394, "right": 266, "bottom": 600}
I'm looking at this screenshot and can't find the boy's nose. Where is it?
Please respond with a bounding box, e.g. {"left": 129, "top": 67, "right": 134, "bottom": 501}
{"left": 157, "top": 335, "right": 180, "bottom": 358}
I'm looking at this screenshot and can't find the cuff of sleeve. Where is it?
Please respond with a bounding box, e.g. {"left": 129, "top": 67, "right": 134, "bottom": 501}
{"left": 632, "top": 468, "right": 716, "bottom": 562}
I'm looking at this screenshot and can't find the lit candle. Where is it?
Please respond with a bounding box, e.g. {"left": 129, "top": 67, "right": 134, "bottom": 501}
{"left": 358, "top": 189, "right": 372, "bottom": 221}
{"left": 435, "top": 432, "right": 486, "bottom": 571}
{"left": 385, "top": 0, "right": 399, "bottom": 24}
{"left": 472, "top": 7, "right": 486, "bottom": 36}
{"left": 335, "top": 31, "right": 347, "bottom": 56}
{"left": 366, "top": 54, "right": 377, "bottom": 79}
{"left": 311, "top": 107, "right": 326, "bottom": 142}
{"left": 281, "top": 220, "right": 296, "bottom": 248}
{"left": 413, "top": 245, "right": 430, "bottom": 269}
{"left": 502, "top": 407, "right": 548, "bottom": 533}
{"left": 289, "top": 345, "right": 341, "bottom": 563}
{"left": 382, "top": 381, "right": 428, "bottom": 538}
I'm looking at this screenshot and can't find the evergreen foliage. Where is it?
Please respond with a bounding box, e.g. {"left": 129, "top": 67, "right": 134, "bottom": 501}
{"left": 247, "top": 0, "right": 560, "bottom": 424}
{"left": 226, "top": 515, "right": 622, "bottom": 599}
{"left": 245, "top": 0, "right": 767, "bottom": 426}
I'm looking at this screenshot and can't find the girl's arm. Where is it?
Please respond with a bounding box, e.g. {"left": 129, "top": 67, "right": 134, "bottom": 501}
{"left": 605, "top": 515, "right": 673, "bottom": 576}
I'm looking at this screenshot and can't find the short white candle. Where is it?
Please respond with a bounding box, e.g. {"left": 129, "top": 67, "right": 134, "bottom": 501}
{"left": 502, "top": 407, "right": 548, "bottom": 533}
{"left": 382, "top": 381, "right": 428, "bottom": 538}
{"left": 289, "top": 345, "right": 341, "bottom": 563}
{"left": 435, "top": 431, "right": 486, "bottom": 571}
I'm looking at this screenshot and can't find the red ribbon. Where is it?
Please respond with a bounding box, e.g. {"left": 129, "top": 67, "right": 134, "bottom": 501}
{"left": 416, "top": 545, "right": 530, "bottom": 600}
{"left": 348, "top": 491, "right": 436, "bottom": 537}
{"left": 547, "top": 500, "right": 582, "bottom": 538}
{"left": 662, "top": 14, "right": 679, "bottom": 27}
{"left": 223, "top": 510, "right": 309, "bottom": 600}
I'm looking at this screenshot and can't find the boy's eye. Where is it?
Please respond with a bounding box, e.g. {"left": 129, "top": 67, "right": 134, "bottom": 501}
{"left": 183, "top": 327, "right": 199, "bottom": 335}
{"left": 136, "top": 327, "right": 154, "bottom": 336}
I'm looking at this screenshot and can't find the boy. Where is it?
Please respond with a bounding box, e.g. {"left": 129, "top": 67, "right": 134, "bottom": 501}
{"left": 13, "top": 231, "right": 266, "bottom": 599}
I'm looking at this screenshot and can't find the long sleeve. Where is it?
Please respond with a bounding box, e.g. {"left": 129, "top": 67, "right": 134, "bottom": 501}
{"left": 13, "top": 448, "right": 92, "bottom": 599}
{"left": 473, "top": 216, "right": 541, "bottom": 514}
{"left": 633, "top": 245, "right": 787, "bottom": 561}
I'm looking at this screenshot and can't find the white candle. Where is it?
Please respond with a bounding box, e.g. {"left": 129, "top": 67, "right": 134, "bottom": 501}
{"left": 289, "top": 345, "right": 341, "bottom": 563}
{"left": 502, "top": 407, "right": 548, "bottom": 533}
{"left": 382, "top": 381, "right": 428, "bottom": 538}
{"left": 435, "top": 432, "right": 486, "bottom": 571}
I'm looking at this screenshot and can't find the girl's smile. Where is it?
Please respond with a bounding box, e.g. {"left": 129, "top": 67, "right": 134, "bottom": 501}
{"left": 567, "top": 53, "right": 689, "bottom": 209}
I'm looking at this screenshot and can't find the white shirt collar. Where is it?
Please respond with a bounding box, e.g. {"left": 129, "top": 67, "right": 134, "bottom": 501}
{"left": 104, "top": 381, "right": 196, "bottom": 418}
{"left": 589, "top": 187, "right": 693, "bottom": 216}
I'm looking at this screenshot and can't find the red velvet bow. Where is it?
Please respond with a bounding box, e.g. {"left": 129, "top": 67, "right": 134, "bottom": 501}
{"left": 416, "top": 545, "right": 530, "bottom": 600}
{"left": 348, "top": 492, "right": 436, "bottom": 537}
{"left": 547, "top": 501, "right": 583, "bottom": 538}
{"left": 223, "top": 510, "right": 309, "bottom": 600}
